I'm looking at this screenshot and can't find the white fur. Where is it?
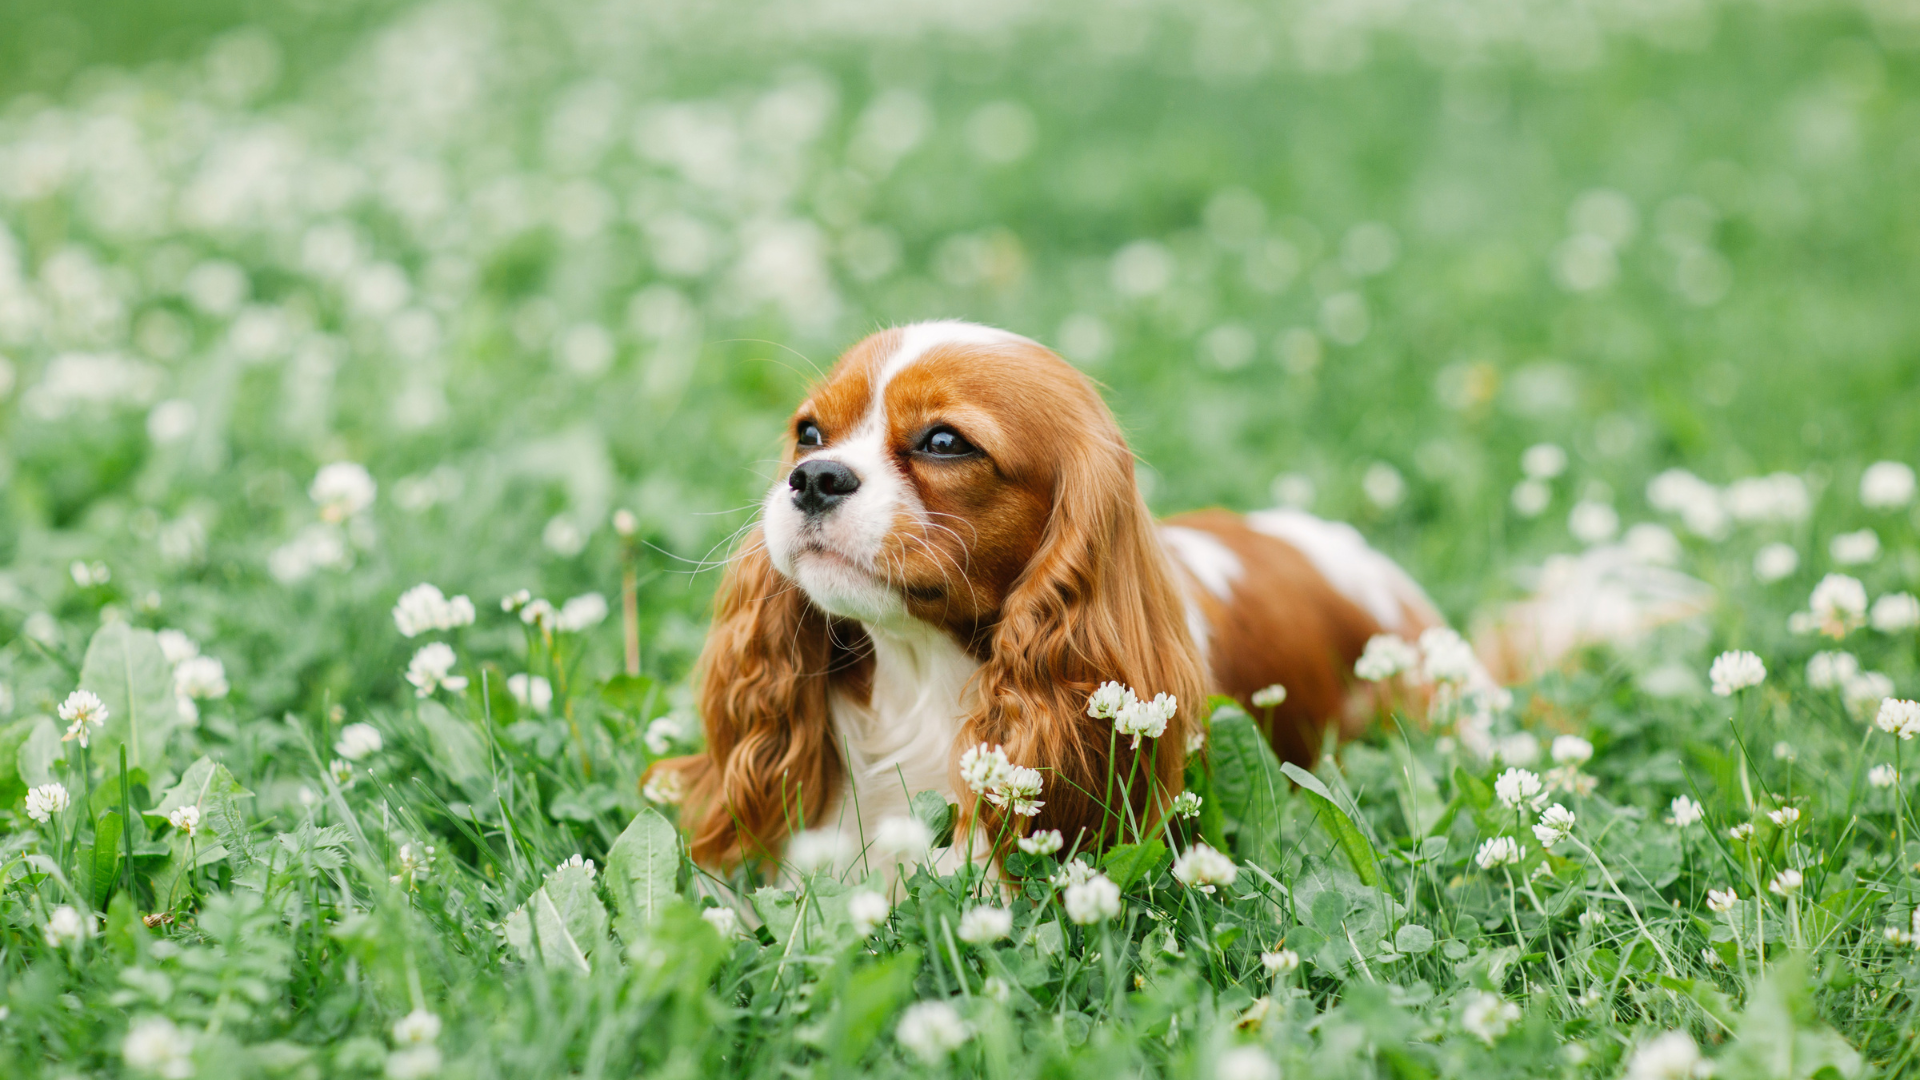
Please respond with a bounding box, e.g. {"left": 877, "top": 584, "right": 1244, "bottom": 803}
{"left": 818, "top": 619, "right": 979, "bottom": 881}
{"left": 1159, "top": 524, "right": 1246, "bottom": 662}
{"left": 1246, "top": 508, "right": 1439, "bottom": 631}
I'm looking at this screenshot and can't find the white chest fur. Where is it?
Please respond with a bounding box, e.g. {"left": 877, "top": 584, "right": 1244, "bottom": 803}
{"left": 823, "top": 619, "right": 979, "bottom": 874}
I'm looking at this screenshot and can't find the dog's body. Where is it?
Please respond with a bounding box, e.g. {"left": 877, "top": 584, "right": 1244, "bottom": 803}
{"left": 659, "top": 321, "right": 1480, "bottom": 874}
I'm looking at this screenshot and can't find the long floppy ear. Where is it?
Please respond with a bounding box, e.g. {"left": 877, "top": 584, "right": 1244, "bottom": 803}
{"left": 662, "top": 531, "right": 866, "bottom": 868}
{"left": 959, "top": 432, "right": 1209, "bottom": 856}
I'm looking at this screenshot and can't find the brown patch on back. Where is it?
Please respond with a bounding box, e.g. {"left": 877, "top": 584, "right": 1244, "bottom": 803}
{"left": 1166, "top": 509, "right": 1396, "bottom": 765}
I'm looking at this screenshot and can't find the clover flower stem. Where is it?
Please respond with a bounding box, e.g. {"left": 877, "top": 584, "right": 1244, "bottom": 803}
{"left": 1566, "top": 835, "right": 1677, "bottom": 977}
{"left": 1723, "top": 909, "right": 1748, "bottom": 984}
{"left": 1100, "top": 726, "right": 1119, "bottom": 846}
{"left": 621, "top": 544, "right": 641, "bottom": 677}
{"left": 552, "top": 639, "right": 590, "bottom": 779}
{"left": 1898, "top": 738, "right": 1910, "bottom": 880}
{"left": 938, "top": 915, "right": 972, "bottom": 998}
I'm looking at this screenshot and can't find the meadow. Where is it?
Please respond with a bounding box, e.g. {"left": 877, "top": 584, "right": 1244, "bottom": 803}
{"left": 3, "top": 0, "right": 1920, "bottom": 1075}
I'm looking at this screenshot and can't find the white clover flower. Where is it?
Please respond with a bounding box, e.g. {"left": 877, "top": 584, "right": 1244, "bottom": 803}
{"left": 1521, "top": 442, "right": 1568, "bottom": 479}
{"left": 1568, "top": 500, "right": 1620, "bottom": 545}
{"left": 959, "top": 744, "right": 1012, "bottom": 795}
{"left": 168, "top": 805, "right": 201, "bottom": 837}
{"left": 156, "top": 629, "right": 200, "bottom": 664}
{"left": 1807, "top": 651, "right": 1860, "bottom": 689}
{"left": 984, "top": 765, "right": 1045, "bottom": 817}
{"left": 554, "top": 854, "right": 597, "bottom": 878}
{"left": 44, "top": 904, "right": 93, "bottom": 946}
{"left": 642, "top": 768, "right": 685, "bottom": 805}
{"left": 875, "top": 815, "right": 933, "bottom": 860}
{"left": 1249, "top": 684, "right": 1287, "bottom": 708}
{"left": 58, "top": 689, "right": 109, "bottom": 748}
{"left": 957, "top": 906, "right": 1013, "bottom": 944}
{"left": 1051, "top": 858, "right": 1098, "bottom": 888}
{"left": 310, "top": 461, "right": 377, "bottom": 522}
{"left": 1494, "top": 768, "right": 1544, "bottom": 810}
{"left": 329, "top": 759, "right": 355, "bottom": 786}
{"left": 1532, "top": 804, "right": 1576, "bottom": 848}
{"left": 1709, "top": 650, "right": 1766, "bottom": 696}
{"left": 1461, "top": 990, "right": 1520, "bottom": 1045}
{"left": 392, "top": 583, "right": 476, "bottom": 638}
{"left": 1017, "top": 829, "right": 1063, "bottom": 856}
{"left": 1843, "top": 671, "right": 1895, "bottom": 718}
{"left": 1546, "top": 765, "right": 1598, "bottom": 797}
{"left": 1831, "top": 529, "right": 1881, "bottom": 566}
{"left": 1418, "top": 626, "right": 1479, "bottom": 684}
{"left": 1768, "top": 805, "right": 1801, "bottom": 829}
{"left": 1170, "top": 790, "right": 1203, "bottom": 819}
{"left": 982, "top": 976, "right": 1011, "bottom": 1004}
{"left": 1872, "top": 593, "right": 1920, "bottom": 633}
{"left": 173, "top": 655, "right": 228, "bottom": 700}
{"left": 1647, "top": 468, "right": 1729, "bottom": 539}
{"left": 1667, "top": 795, "right": 1704, "bottom": 828}
{"left": 1706, "top": 888, "right": 1740, "bottom": 913}
{"left": 1086, "top": 681, "right": 1131, "bottom": 719}
{"left": 1497, "top": 732, "right": 1540, "bottom": 766}
{"left": 612, "top": 509, "right": 639, "bottom": 537}
{"left": 1870, "top": 764, "right": 1900, "bottom": 789}
{"left": 519, "top": 599, "right": 557, "bottom": 630}
{"left": 335, "top": 722, "right": 383, "bottom": 760}
{"left": 405, "top": 642, "right": 468, "bottom": 698}
{"left": 1861, "top": 461, "right": 1917, "bottom": 509}
{"left": 501, "top": 589, "right": 532, "bottom": 613}
{"left": 1768, "top": 868, "right": 1803, "bottom": 896}
{"left": 1728, "top": 823, "right": 1755, "bottom": 842}
{"left": 392, "top": 1008, "right": 442, "bottom": 1046}
{"left": 1215, "top": 1046, "right": 1279, "bottom": 1080}
{"left": 1753, "top": 542, "right": 1799, "bottom": 584}
{"left": 1063, "top": 873, "right": 1122, "bottom": 924}
{"left": 1878, "top": 699, "right": 1920, "bottom": 740}
{"left": 391, "top": 842, "right": 435, "bottom": 887}
{"left": 701, "top": 906, "right": 742, "bottom": 938}
{"left": 1260, "top": 948, "right": 1300, "bottom": 974}
{"left": 1355, "top": 633, "right": 1419, "bottom": 681}
{"left": 1511, "top": 479, "right": 1551, "bottom": 517}
{"left": 507, "top": 673, "right": 553, "bottom": 714}
{"left": 24, "top": 782, "right": 69, "bottom": 823}
{"left": 786, "top": 828, "right": 851, "bottom": 873}
{"left": 643, "top": 716, "right": 684, "bottom": 756}
{"left": 1475, "top": 836, "right": 1522, "bottom": 869}
{"left": 1171, "top": 843, "right": 1237, "bottom": 894}
{"left": 1624, "top": 1030, "right": 1704, "bottom": 1080}
{"left": 1114, "top": 692, "right": 1176, "bottom": 748}
{"left": 1578, "top": 910, "right": 1608, "bottom": 928}
{"left": 1804, "top": 573, "right": 1869, "bottom": 638}
{"left": 848, "top": 890, "right": 891, "bottom": 936}
{"left": 1550, "top": 735, "right": 1593, "bottom": 766}
{"left": 1726, "top": 473, "right": 1811, "bottom": 524}
{"left": 895, "top": 1001, "right": 968, "bottom": 1063}
{"left": 123, "top": 1015, "right": 194, "bottom": 1078}
{"left": 555, "top": 592, "right": 609, "bottom": 632}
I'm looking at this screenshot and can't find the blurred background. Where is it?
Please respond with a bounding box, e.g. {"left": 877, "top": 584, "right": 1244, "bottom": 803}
{"left": 2, "top": 0, "right": 1917, "bottom": 720}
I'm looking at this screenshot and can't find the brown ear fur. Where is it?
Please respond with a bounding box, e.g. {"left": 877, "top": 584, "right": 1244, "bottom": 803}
{"left": 957, "top": 428, "right": 1209, "bottom": 856}
{"left": 667, "top": 533, "right": 867, "bottom": 868}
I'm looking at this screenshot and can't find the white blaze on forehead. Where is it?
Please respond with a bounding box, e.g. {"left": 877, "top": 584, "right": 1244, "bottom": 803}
{"left": 871, "top": 320, "right": 1033, "bottom": 404}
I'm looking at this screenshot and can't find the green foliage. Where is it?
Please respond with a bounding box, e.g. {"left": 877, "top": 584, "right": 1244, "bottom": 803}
{"left": 0, "top": 0, "right": 1919, "bottom": 1076}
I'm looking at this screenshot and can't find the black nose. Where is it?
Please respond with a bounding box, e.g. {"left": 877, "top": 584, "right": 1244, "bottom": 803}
{"left": 789, "top": 459, "right": 860, "bottom": 516}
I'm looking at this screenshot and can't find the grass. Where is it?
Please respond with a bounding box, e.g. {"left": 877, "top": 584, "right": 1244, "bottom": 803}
{"left": 2, "top": 0, "right": 1920, "bottom": 1075}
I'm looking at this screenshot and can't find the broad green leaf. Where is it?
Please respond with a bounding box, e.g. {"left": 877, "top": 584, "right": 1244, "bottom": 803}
{"left": 416, "top": 700, "right": 488, "bottom": 788}
{"left": 1100, "top": 840, "right": 1168, "bottom": 892}
{"left": 1721, "top": 959, "right": 1864, "bottom": 1079}
{"left": 0, "top": 719, "right": 32, "bottom": 806}
{"left": 599, "top": 673, "right": 658, "bottom": 713}
{"left": 503, "top": 862, "right": 609, "bottom": 974}
{"left": 753, "top": 879, "right": 857, "bottom": 954}
{"left": 1387, "top": 739, "right": 1446, "bottom": 839}
{"left": 1281, "top": 762, "right": 1382, "bottom": 888}
{"left": 79, "top": 622, "right": 181, "bottom": 773}
{"left": 17, "top": 718, "right": 66, "bottom": 789}
{"left": 605, "top": 807, "right": 681, "bottom": 941}
{"left": 1207, "top": 705, "right": 1287, "bottom": 859}
{"left": 909, "top": 790, "right": 955, "bottom": 848}
{"left": 1394, "top": 923, "right": 1435, "bottom": 955}
{"left": 149, "top": 829, "right": 228, "bottom": 910}
{"left": 146, "top": 756, "right": 253, "bottom": 865}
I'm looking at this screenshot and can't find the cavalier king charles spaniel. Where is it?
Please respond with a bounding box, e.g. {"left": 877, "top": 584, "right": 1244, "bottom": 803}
{"left": 657, "top": 320, "right": 1507, "bottom": 876}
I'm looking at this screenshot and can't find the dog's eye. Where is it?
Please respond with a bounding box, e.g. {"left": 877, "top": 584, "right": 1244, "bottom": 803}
{"left": 917, "top": 426, "right": 977, "bottom": 458}
{"left": 797, "top": 422, "right": 824, "bottom": 448}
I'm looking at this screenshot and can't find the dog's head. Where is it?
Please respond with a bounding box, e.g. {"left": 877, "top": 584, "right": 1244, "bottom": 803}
{"left": 664, "top": 321, "right": 1207, "bottom": 867}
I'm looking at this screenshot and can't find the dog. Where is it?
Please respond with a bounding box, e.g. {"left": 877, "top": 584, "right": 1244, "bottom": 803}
{"left": 652, "top": 320, "right": 1685, "bottom": 877}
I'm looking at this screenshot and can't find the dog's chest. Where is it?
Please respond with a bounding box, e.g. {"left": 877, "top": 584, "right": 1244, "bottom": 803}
{"left": 827, "top": 622, "right": 979, "bottom": 854}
